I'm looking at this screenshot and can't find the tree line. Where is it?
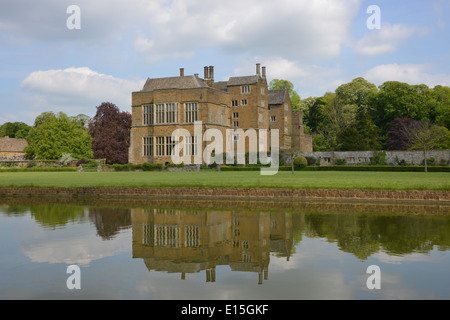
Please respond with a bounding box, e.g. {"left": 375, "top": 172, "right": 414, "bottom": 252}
{"left": 0, "top": 102, "right": 131, "bottom": 164}
{"left": 273, "top": 78, "right": 450, "bottom": 152}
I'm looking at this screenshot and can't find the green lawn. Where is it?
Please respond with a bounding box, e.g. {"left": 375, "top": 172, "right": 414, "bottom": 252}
{"left": 0, "top": 171, "right": 448, "bottom": 190}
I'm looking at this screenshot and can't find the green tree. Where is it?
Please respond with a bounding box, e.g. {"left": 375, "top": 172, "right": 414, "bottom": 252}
{"left": 372, "top": 81, "right": 436, "bottom": 133}
{"left": 333, "top": 78, "right": 383, "bottom": 151}
{"left": 400, "top": 120, "right": 450, "bottom": 172}
{"left": 25, "top": 112, "right": 93, "bottom": 160}
{"left": 0, "top": 122, "right": 31, "bottom": 139}
{"left": 269, "top": 79, "right": 302, "bottom": 110}
{"left": 432, "top": 85, "right": 450, "bottom": 129}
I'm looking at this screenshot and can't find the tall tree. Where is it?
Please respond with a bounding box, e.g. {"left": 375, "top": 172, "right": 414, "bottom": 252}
{"left": 372, "top": 81, "right": 435, "bottom": 133}
{"left": 395, "top": 119, "right": 449, "bottom": 172}
{"left": 89, "top": 102, "right": 132, "bottom": 164}
{"left": 432, "top": 85, "right": 450, "bottom": 129}
{"left": 0, "top": 122, "right": 31, "bottom": 139}
{"left": 25, "top": 112, "right": 93, "bottom": 160}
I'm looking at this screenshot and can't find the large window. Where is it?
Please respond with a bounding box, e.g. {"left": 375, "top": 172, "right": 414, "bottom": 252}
{"left": 145, "top": 136, "right": 178, "bottom": 157}
{"left": 156, "top": 136, "right": 165, "bottom": 156}
{"left": 143, "top": 105, "right": 154, "bottom": 125}
{"left": 143, "top": 103, "right": 178, "bottom": 125}
{"left": 185, "top": 103, "right": 198, "bottom": 123}
{"left": 156, "top": 104, "right": 165, "bottom": 124}
{"left": 166, "top": 103, "right": 177, "bottom": 124}
{"left": 185, "top": 135, "right": 198, "bottom": 156}
{"left": 165, "top": 136, "right": 175, "bottom": 157}
{"left": 143, "top": 137, "right": 154, "bottom": 156}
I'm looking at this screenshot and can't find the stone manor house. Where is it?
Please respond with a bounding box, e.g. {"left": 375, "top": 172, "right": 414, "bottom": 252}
{"left": 129, "top": 64, "right": 312, "bottom": 165}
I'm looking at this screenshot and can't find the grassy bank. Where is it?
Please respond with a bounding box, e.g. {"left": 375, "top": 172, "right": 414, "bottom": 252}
{"left": 0, "top": 171, "right": 448, "bottom": 191}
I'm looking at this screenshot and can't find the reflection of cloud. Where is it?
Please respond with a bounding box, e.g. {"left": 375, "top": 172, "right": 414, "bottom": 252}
{"left": 21, "top": 224, "right": 130, "bottom": 266}
{"left": 372, "top": 251, "right": 437, "bottom": 265}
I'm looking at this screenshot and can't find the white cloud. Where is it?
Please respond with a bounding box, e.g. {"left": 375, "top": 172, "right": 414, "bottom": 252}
{"left": 364, "top": 63, "right": 450, "bottom": 87}
{"left": 135, "top": 0, "right": 362, "bottom": 62}
{"left": 0, "top": 0, "right": 156, "bottom": 44}
{"left": 353, "top": 23, "right": 427, "bottom": 56}
{"left": 233, "top": 56, "right": 342, "bottom": 98}
{"left": 20, "top": 67, "right": 145, "bottom": 117}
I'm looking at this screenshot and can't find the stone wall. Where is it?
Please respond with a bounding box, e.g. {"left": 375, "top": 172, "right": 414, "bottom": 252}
{"left": 294, "top": 150, "right": 450, "bottom": 166}
{"left": 0, "top": 187, "right": 448, "bottom": 202}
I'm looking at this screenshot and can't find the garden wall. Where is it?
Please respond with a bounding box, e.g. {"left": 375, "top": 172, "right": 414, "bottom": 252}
{"left": 294, "top": 150, "right": 450, "bottom": 166}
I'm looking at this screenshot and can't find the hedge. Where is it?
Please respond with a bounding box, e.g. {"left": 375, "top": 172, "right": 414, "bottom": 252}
{"left": 221, "top": 165, "right": 450, "bottom": 172}
{"left": 0, "top": 167, "right": 77, "bottom": 172}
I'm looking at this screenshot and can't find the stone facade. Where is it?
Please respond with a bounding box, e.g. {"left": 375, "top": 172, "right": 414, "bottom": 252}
{"left": 129, "top": 64, "right": 312, "bottom": 165}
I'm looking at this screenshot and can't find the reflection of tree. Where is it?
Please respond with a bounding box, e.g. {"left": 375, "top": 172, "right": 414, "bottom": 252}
{"left": 89, "top": 207, "right": 131, "bottom": 240}
{"left": 30, "top": 204, "right": 86, "bottom": 229}
{"left": 303, "top": 213, "right": 450, "bottom": 260}
{"left": 0, "top": 204, "right": 29, "bottom": 216}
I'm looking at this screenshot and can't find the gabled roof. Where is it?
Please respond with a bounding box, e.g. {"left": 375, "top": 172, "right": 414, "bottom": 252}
{"left": 0, "top": 137, "right": 28, "bottom": 152}
{"left": 227, "top": 75, "right": 259, "bottom": 86}
{"left": 141, "top": 75, "right": 209, "bottom": 92}
{"left": 268, "top": 89, "right": 287, "bottom": 105}
{"left": 214, "top": 81, "right": 229, "bottom": 92}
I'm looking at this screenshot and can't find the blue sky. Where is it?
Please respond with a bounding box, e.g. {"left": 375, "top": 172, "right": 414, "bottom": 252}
{"left": 1, "top": 0, "right": 449, "bottom": 125}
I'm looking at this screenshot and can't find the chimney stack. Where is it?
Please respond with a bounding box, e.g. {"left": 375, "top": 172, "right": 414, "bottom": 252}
{"left": 209, "top": 66, "right": 214, "bottom": 81}
{"left": 204, "top": 66, "right": 215, "bottom": 88}
{"left": 256, "top": 63, "right": 261, "bottom": 76}
{"left": 180, "top": 68, "right": 185, "bottom": 77}
{"left": 262, "top": 66, "right": 266, "bottom": 79}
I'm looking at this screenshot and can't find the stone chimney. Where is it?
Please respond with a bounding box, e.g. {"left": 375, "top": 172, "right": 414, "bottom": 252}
{"left": 204, "top": 66, "right": 215, "bottom": 88}
{"left": 262, "top": 66, "right": 266, "bottom": 79}
{"left": 256, "top": 63, "right": 261, "bottom": 76}
{"left": 209, "top": 66, "right": 214, "bottom": 81}
{"left": 180, "top": 68, "right": 185, "bottom": 77}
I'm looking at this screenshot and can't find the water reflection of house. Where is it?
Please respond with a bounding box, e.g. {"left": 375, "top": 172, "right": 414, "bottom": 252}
{"left": 132, "top": 209, "right": 293, "bottom": 284}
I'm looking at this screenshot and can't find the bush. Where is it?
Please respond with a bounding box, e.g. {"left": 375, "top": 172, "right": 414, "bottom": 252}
{"left": 422, "top": 158, "right": 436, "bottom": 166}
{"left": 335, "top": 158, "right": 346, "bottom": 165}
{"left": 293, "top": 156, "right": 308, "bottom": 167}
{"left": 76, "top": 158, "right": 89, "bottom": 166}
{"left": 370, "top": 151, "right": 387, "bottom": 165}
{"left": 305, "top": 156, "right": 317, "bottom": 166}
{"left": 60, "top": 153, "right": 74, "bottom": 166}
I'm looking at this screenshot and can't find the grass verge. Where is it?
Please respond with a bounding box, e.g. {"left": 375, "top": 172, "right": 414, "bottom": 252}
{"left": 0, "top": 171, "right": 448, "bottom": 191}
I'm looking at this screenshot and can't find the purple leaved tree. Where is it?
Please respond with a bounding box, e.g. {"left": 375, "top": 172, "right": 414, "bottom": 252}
{"left": 89, "top": 102, "right": 132, "bottom": 164}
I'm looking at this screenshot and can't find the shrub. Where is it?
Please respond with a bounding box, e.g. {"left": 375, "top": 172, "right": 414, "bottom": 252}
{"left": 60, "top": 153, "right": 74, "bottom": 166}
{"left": 293, "top": 156, "right": 308, "bottom": 167}
{"left": 76, "top": 158, "right": 89, "bottom": 166}
{"left": 422, "top": 158, "right": 436, "bottom": 166}
{"left": 370, "top": 151, "right": 387, "bottom": 165}
{"left": 305, "top": 156, "right": 317, "bottom": 166}
{"left": 335, "top": 158, "right": 346, "bottom": 165}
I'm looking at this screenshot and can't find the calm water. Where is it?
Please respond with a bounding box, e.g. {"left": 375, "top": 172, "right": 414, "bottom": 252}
{"left": 0, "top": 197, "right": 449, "bottom": 300}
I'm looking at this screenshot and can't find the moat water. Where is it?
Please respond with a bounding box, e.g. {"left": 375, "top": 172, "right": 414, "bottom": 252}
{"left": 1, "top": 197, "right": 449, "bottom": 300}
